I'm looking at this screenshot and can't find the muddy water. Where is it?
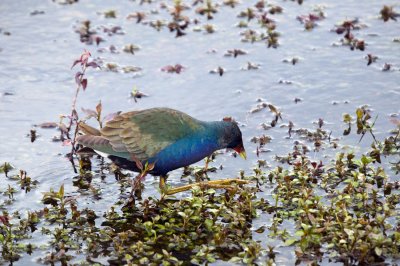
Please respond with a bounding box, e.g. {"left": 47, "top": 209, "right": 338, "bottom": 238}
{"left": 0, "top": 0, "right": 399, "bottom": 264}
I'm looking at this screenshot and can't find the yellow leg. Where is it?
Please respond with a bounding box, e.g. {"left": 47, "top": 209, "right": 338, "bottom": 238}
{"left": 204, "top": 156, "right": 211, "bottom": 172}
{"left": 159, "top": 175, "right": 167, "bottom": 190}
{"left": 165, "top": 178, "right": 249, "bottom": 195}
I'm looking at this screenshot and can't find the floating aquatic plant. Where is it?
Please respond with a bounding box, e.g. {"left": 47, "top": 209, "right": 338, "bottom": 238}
{"left": 332, "top": 19, "right": 367, "bottom": 51}
{"left": 380, "top": 5, "right": 399, "bottom": 22}
{"left": 297, "top": 11, "right": 325, "bottom": 30}
{"left": 0, "top": 162, "right": 14, "bottom": 177}
{"left": 196, "top": 0, "right": 218, "bottom": 20}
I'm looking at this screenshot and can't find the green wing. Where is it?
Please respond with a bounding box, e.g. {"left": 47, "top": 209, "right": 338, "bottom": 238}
{"left": 100, "top": 108, "right": 203, "bottom": 161}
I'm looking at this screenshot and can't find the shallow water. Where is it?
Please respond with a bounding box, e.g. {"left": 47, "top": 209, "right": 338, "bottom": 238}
{"left": 0, "top": 0, "right": 399, "bottom": 264}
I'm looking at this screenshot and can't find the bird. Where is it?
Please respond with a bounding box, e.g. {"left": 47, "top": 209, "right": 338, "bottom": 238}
{"left": 76, "top": 107, "right": 247, "bottom": 194}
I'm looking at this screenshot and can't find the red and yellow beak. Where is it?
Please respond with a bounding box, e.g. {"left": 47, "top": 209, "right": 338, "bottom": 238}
{"left": 233, "top": 143, "right": 247, "bottom": 160}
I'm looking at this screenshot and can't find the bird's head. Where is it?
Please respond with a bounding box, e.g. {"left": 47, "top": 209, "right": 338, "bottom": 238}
{"left": 220, "top": 120, "right": 246, "bottom": 160}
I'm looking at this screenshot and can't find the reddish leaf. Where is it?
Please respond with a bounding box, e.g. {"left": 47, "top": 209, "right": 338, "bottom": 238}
{"left": 94, "top": 36, "right": 104, "bottom": 45}
{"left": 0, "top": 215, "right": 9, "bottom": 226}
{"left": 71, "top": 59, "right": 81, "bottom": 69}
{"left": 309, "top": 14, "right": 322, "bottom": 21}
{"left": 81, "top": 79, "right": 88, "bottom": 90}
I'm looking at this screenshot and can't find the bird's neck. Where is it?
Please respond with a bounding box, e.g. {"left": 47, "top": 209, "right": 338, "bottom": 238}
{"left": 201, "top": 121, "right": 230, "bottom": 148}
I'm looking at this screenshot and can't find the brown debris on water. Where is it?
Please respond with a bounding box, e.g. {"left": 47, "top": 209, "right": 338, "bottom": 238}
{"left": 224, "top": 49, "right": 247, "bottom": 57}
{"left": 268, "top": 5, "right": 283, "bottom": 14}
{"left": 75, "top": 20, "right": 103, "bottom": 45}
{"left": 30, "top": 10, "right": 45, "bottom": 16}
{"left": 238, "top": 8, "right": 256, "bottom": 21}
{"left": 380, "top": 5, "right": 399, "bottom": 22}
{"left": 122, "top": 66, "right": 142, "bottom": 73}
{"left": 332, "top": 19, "right": 367, "bottom": 51}
{"left": 224, "top": 0, "right": 239, "bottom": 8}
{"left": 103, "top": 63, "right": 142, "bottom": 74}
{"left": 291, "top": 0, "right": 303, "bottom": 4}
{"left": 240, "top": 29, "right": 263, "bottom": 43}
{"left": 251, "top": 134, "right": 272, "bottom": 146}
{"left": 123, "top": 44, "right": 140, "bottom": 54}
{"left": 366, "top": 54, "right": 378, "bottom": 66}
{"left": 209, "top": 66, "right": 225, "bottom": 76}
{"left": 296, "top": 10, "right": 325, "bottom": 30}
{"left": 35, "top": 122, "right": 58, "bottom": 129}
{"left": 250, "top": 102, "right": 268, "bottom": 114}
{"left": 196, "top": 0, "right": 218, "bottom": 20}
{"left": 53, "top": 0, "right": 78, "bottom": 5}
{"left": 102, "top": 25, "right": 124, "bottom": 36}
{"left": 127, "top": 11, "right": 146, "bottom": 23}
{"left": 130, "top": 88, "right": 149, "bottom": 103}
{"left": 241, "top": 62, "right": 260, "bottom": 70}
{"left": 161, "top": 64, "right": 185, "bottom": 74}
{"left": 283, "top": 57, "right": 300, "bottom": 65}
{"left": 382, "top": 63, "right": 392, "bottom": 71}
{"left": 203, "top": 24, "right": 216, "bottom": 33}
{"left": 102, "top": 10, "right": 117, "bottom": 19}
{"left": 149, "top": 20, "right": 166, "bottom": 31}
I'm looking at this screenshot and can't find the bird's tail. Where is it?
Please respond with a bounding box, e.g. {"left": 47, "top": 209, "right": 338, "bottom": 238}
{"left": 78, "top": 122, "right": 101, "bottom": 136}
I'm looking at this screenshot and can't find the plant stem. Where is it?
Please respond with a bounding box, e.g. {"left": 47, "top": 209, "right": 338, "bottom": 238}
{"left": 67, "top": 64, "right": 87, "bottom": 173}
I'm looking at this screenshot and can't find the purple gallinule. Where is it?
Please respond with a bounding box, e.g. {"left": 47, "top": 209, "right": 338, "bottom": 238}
{"left": 77, "top": 107, "right": 247, "bottom": 194}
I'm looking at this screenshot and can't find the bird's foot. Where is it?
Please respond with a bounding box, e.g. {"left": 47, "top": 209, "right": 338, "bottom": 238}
{"left": 163, "top": 178, "right": 249, "bottom": 195}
